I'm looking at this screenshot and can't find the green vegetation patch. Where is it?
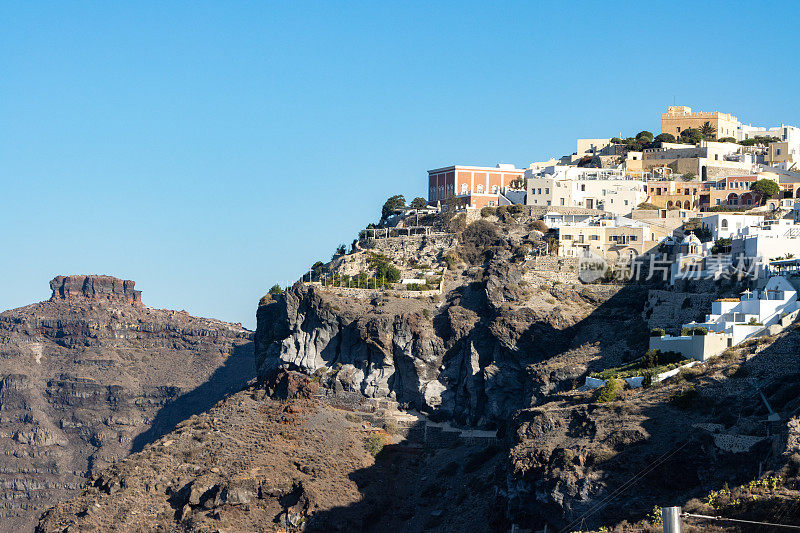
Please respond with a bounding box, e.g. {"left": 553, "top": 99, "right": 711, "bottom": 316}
{"left": 590, "top": 350, "right": 692, "bottom": 380}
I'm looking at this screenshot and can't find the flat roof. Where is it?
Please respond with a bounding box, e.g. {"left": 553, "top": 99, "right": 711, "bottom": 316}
{"left": 428, "top": 165, "right": 524, "bottom": 173}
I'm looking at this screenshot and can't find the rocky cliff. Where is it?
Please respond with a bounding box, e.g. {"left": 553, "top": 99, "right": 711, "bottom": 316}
{"left": 255, "top": 227, "right": 650, "bottom": 428}
{"left": 0, "top": 275, "right": 254, "bottom": 531}
{"left": 32, "top": 214, "right": 800, "bottom": 531}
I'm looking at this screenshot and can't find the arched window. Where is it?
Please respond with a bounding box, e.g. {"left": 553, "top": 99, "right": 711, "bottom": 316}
{"left": 461, "top": 183, "right": 468, "bottom": 194}
{"left": 492, "top": 185, "right": 498, "bottom": 194}
{"left": 476, "top": 184, "right": 484, "bottom": 193}
{"left": 721, "top": 218, "right": 728, "bottom": 230}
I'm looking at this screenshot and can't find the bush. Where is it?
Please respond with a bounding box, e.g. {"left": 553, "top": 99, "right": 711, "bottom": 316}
{"left": 410, "top": 197, "right": 427, "bottom": 209}
{"left": 597, "top": 379, "right": 622, "bottom": 403}
{"left": 365, "top": 433, "right": 387, "bottom": 456}
{"left": 670, "top": 386, "right": 699, "bottom": 409}
{"left": 459, "top": 220, "right": 503, "bottom": 265}
{"left": 654, "top": 133, "right": 676, "bottom": 144}
{"left": 751, "top": 179, "right": 780, "bottom": 202}
{"left": 650, "top": 328, "right": 665, "bottom": 337}
{"left": 692, "top": 327, "right": 708, "bottom": 336}
{"left": 443, "top": 252, "right": 458, "bottom": 270}
{"left": 268, "top": 284, "right": 282, "bottom": 295}
{"left": 531, "top": 220, "right": 548, "bottom": 233}
{"left": 508, "top": 204, "right": 523, "bottom": 215}
{"left": 480, "top": 206, "right": 496, "bottom": 218}
{"left": 711, "top": 238, "right": 732, "bottom": 254}
{"left": 637, "top": 202, "right": 660, "bottom": 210}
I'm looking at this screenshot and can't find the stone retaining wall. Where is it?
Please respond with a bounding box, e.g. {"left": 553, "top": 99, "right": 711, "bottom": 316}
{"left": 529, "top": 256, "right": 579, "bottom": 272}
{"left": 304, "top": 283, "right": 442, "bottom": 299}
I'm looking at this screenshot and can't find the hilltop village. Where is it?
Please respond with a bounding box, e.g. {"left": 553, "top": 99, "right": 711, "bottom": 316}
{"left": 25, "top": 106, "right": 800, "bottom": 533}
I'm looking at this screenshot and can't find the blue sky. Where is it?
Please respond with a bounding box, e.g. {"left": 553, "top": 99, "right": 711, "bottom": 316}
{"left": 2, "top": 1, "right": 799, "bottom": 328}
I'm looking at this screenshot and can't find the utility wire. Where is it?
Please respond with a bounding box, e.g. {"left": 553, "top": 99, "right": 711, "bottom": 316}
{"left": 558, "top": 439, "right": 689, "bottom": 533}
{"left": 683, "top": 512, "right": 800, "bottom": 530}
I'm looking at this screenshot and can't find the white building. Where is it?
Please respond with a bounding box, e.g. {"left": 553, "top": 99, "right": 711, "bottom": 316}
{"left": 701, "top": 214, "right": 765, "bottom": 240}
{"left": 732, "top": 219, "right": 800, "bottom": 263}
{"left": 525, "top": 166, "right": 646, "bottom": 215}
{"left": 689, "top": 276, "right": 799, "bottom": 345}
{"left": 735, "top": 124, "right": 800, "bottom": 143}
{"left": 653, "top": 276, "right": 800, "bottom": 360}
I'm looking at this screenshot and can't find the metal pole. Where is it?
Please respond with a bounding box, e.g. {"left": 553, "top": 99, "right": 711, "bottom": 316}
{"left": 663, "top": 507, "right": 682, "bottom": 533}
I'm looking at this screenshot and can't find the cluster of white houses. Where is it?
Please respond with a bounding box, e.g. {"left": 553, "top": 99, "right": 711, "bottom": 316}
{"left": 651, "top": 276, "right": 800, "bottom": 361}
{"left": 424, "top": 105, "right": 800, "bottom": 264}
{"left": 422, "top": 105, "right": 800, "bottom": 362}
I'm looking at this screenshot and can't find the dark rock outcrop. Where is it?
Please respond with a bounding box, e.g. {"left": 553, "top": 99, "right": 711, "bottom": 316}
{"left": 0, "top": 276, "right": 254, "bottom": 531}
{"left": 49, "top": 275, "right": 142, "bottom": 305}
{"left": 255, "top": 254, "right": 649, "bottom": 427}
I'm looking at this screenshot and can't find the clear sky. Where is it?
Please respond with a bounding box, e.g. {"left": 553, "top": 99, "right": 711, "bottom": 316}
{"left": 2, "top": 1, "right": 799, "bottom": 329}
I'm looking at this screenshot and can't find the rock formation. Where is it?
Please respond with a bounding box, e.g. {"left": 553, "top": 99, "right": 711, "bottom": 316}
{"left": 0, "top": 276, "right": 254, "bottom": 532}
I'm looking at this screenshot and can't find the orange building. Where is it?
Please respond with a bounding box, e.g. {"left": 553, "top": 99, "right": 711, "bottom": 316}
{"left": 698, "top": 175, "right": 761, "bottom": 210}
{"left": 427, "top": 164, "right": 525, "bottom": 209}
{"left": 644, "top": 180, "right": 702, "bottom": 210}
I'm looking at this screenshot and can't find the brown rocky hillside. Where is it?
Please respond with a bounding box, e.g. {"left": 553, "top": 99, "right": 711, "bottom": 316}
{"left": 0, "top": 275, "right": 254, "bottom": 531}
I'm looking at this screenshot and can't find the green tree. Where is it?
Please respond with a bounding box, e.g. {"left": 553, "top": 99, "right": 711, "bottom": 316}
{"left": 681, "top": 172, "right": 697, "bottom": 181}
{"left": 654, "top": 133, "right": 676, "bottom": 143}
{"left": 268, "top": 284, "right": 282, "bottom": 295}
{"left": 717, "top": 137, "right": 736, "bottom": 143}
{"left": 410, "top": 197, "right": 427, "bottom": 209}
{"left": 711, "top": 238, "right": 732, "bottom": 254}
{"left": 751, "top": 179, "right": 780, "bottom": 204}
{"left": 610, "top": 137, "right": 623, "bottom": 144}
{"left": 597, "top": 379, "right": 622, "bottom": 403}
{"left": 332, "top": 244, "right": 346, "bottom": 260}
{"left": 381, "top": 195, "right": 406, "bottom": 221}
{"left": 679, "top": 128, "right": 703, "bottom": 144}
{"left": 699, "top": 121, "right": 717, "bottom": 139}
{"left": 636, "top": 130, "right": 654, "bottom": 142}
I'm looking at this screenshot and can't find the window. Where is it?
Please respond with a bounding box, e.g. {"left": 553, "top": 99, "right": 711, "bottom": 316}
{"left": 590, "top": 235, "right": 599, "bottom": 241}
{"left": 488, "top": 200, "right": 496, "bottom": 206}
{"left": 630, "top": 235, "right": 637, "bottom": 241}
{"left": 476, "top": 184, "right": 484, "bottom": 193}
{"left": 560, "top": 198, "right": 565, "bottom": 206}
{"left": 721, "top": 219, "right": 728, "bottom": 230}
{"left": 715, "top": 154, "right": 719, "bottom": 160}
{"left": 581, "top": 184, "right": 586, "bottom": 191}
{"left": 716, "top": 199, "right": 721, "bottom": 205}
{"left": 546, "top": 200, "right": 551, "bottom": 206}
{"left": 537, "top": 188, "right": 542, "bottom": 194}
{"left": 461, "top": 183, "right": 468, "bottom": 194}
{"left": 777, "top": 148, "right": 782, "bottom": 156}
{"left": 491, "top": 185, "right": 498, "bottom": 194}
{"left": 624, "top": 200, "right": 629, "bottom": 205}
{"left": 562, "top": 234, "right": 572, "bottom": 240}
{"left": 545, "top": 188, "right": 550, "bottom": 194}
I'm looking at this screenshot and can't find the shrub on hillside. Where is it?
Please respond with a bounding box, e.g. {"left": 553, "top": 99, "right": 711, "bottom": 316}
{"left": 365, "top": 433, "right": 387, "bottom": 456}
{"left": 597, "top": 379, "right": 623, "bottom": 403}
{"left": 481, "top": 206, "right": 497, "bottom": 218}
{"left": 531, "top": 220, "right": 549, "bottom": 233}
{"left": 650, "top": 328, "right": 665, "bottom": 337}
{"left": 670, "top": 386, "right": 699, "bottom": 409}
{"left": 459, "top": 220, "right": 504, "bottom": 265}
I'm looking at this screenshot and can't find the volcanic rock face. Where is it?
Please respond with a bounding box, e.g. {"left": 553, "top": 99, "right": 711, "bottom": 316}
{"left": 0, "top": 276, "right": 254, "bottom": 531}
{"left": 255, "top": 255, "right": 649, "bottom": 427}
{"left": 49, "top": 275, "right": 142, "bottom": 305}
{"left": 37, "top": 372, "right": 506, "bottom": 533}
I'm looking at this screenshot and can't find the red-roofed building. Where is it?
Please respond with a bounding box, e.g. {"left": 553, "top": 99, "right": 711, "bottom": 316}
{"left": 427, "top": 164, "right": 525, "bottom": 209}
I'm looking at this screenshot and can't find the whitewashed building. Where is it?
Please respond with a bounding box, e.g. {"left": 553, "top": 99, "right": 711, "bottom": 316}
{"left": 690, "top": 276, "right": 799, "bottom": 344}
